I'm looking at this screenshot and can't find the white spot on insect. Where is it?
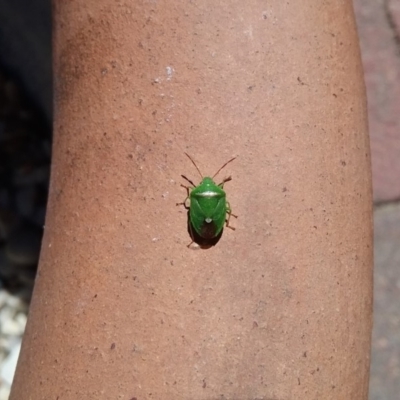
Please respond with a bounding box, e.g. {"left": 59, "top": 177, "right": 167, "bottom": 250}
{"left": 152, "top": 237, "right": 160, "bottom": 242}
{"left": 205, "top": 218, "right": 212, "bottom": 223}
{"left": 166, "top": 66, "right": 174, "bottom": 80}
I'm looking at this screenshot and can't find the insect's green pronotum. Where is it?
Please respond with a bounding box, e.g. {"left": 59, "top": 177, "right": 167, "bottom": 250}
{"left": 177, "top": 153, "right": 237, "bottom": 246}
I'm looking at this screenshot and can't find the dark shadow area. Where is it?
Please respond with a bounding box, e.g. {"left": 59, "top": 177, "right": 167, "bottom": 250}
{"left": 0, "top": 2, "right": 52, "bottom": 385}
{"left": 0, "top": 69, "right": 51, "bottom": 302}
{"left": 0, "top": 0, "right": 52, "bottom": 122}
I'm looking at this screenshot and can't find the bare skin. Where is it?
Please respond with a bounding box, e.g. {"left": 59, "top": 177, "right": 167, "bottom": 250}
{"left": 11, "top": 1, "right": 372, "bottom": 399}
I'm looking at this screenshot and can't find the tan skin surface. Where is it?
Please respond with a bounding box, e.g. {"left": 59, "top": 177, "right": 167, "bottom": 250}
{"left": 11, "top": 1, "right": 372, "bottom": 399}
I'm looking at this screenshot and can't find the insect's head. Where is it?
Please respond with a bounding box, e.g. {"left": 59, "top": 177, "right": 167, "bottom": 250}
{"left": 199, "top": 176, "right": 216, "bottom": 186}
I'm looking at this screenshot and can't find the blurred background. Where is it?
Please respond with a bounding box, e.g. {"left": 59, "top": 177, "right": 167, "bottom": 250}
{"left": 0, "top": 0, "right": 398, "bottom": 398}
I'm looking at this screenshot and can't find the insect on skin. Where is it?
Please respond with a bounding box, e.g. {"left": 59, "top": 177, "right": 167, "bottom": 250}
{"left": 176, "top": 153, "right": 237, "bottom": 247}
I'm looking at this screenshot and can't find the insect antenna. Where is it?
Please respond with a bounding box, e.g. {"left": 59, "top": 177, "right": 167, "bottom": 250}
{"left": 212, "top": 156, "right": 237, "bottom": 179}
{"left": 184, "top": 152, "right": 203, "bottom": 179}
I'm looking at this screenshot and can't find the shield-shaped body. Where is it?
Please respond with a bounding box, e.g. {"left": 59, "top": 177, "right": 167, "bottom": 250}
{"left": 189, "top": 177, "right": 228, "bottom": 239}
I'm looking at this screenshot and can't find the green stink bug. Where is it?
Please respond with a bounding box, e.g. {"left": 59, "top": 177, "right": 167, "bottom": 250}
{"left": 177, "top": 153, "right": 237, "bottom": 247}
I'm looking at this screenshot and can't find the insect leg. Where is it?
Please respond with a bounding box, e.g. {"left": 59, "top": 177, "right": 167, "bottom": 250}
{"left": 181, "top": 174, "right": 196, "bottom": 187}
{"left": 186, "top": 222, "right": 195, "bottom": 248}
{"left": 176, "top": 184, "right": 191, "bottom": 209}
{"left": 218, "top": 176, "right": 232, "bottom": 188}
{"left": 225, "top": 202, "right": 238, "bottom": 230}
